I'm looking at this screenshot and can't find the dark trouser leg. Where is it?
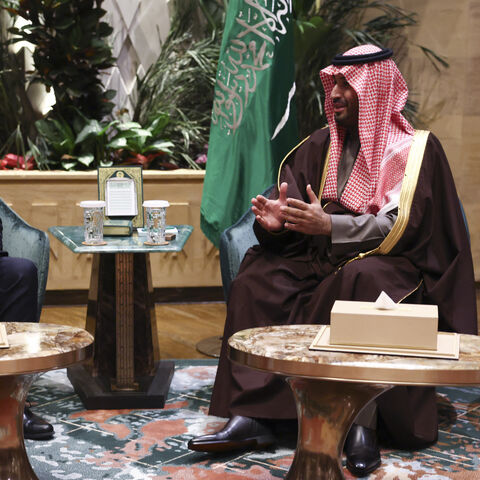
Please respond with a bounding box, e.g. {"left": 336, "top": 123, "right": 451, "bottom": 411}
{"left": 0, "top": 257, "right": 53, "bottom": 439}
{"left": 376, "top": 386, "right": 438, "bottom": 449}
{"left": 0, "top": 257, "right": 38, "bottom": 323}
{"left": 355, "top": 401, "right": 377, "bottom": 429}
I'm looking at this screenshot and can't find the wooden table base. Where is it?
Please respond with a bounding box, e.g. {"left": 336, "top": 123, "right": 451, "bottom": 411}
{"left": 67, "top": 361, "right": 174, "bottom": 410}
{"left": 286, "top": 378, "right": 391, "bottom": 480}
{"left": 0, "top": 374, "right": 37, "bottom": 480}
{"left": 73, "top": 252, "right": 174, "bottom": 409}
{"left": 48, "top": 225, "right": 193, "bottom": 411}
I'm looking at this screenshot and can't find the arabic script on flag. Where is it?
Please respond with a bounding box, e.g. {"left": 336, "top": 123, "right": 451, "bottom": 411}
{"left": 212, "top": 0, "right": 292, "bottom": 135}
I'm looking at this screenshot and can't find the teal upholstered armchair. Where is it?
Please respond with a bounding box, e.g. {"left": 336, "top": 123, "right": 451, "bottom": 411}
{"left": 0, "top": 199, "right": 50, "bottom": 321}
{"left": 195, "top": 185, "right": 275, "bottom": 357}
{"left": 219, "top": 185, "right": 274, "bottom": 301}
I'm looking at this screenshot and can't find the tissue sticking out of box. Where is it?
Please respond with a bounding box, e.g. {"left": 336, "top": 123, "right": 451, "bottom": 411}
{"left": 374, "top": 291, "right": 397, "bottom": 310}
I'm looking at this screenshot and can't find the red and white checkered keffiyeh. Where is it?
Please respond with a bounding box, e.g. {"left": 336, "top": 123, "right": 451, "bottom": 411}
{"left": 319, "top": 44, "right": 415, "bottom": 214}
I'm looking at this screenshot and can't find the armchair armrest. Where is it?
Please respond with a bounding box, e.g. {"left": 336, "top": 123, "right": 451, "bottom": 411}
{"left": 0, "top": 198, "right": 50, "bottom": 320}
{"left": 219, "top": 185, "right": 274, "bottom": 301}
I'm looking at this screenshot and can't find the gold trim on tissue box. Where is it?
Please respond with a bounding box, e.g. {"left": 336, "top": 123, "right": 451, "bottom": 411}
{"left": 330, "top": 300, "right": 438, "bottom": 350}
{"left": 310, "top": 326, "right": 459, "bottom": 360}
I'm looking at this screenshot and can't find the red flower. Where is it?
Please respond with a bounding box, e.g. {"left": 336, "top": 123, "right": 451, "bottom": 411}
{"left": 0, "top": 154, "right": 35, "bottom": 170}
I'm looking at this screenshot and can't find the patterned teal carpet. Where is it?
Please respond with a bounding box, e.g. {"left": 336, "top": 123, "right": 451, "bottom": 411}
{"left": 26, "top": 360, "right": 480, "bottom": 479}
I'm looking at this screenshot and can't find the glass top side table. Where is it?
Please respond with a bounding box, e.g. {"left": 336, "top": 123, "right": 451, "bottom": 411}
{"left": 49, "top": 225, "right": 193, "bottom": 409}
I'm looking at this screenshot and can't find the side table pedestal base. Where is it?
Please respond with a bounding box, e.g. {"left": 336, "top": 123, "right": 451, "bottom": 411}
{"left": 287, "top": 378, "right": 391, "bottom": 480}
{"left": 67, "top": 361, "right": 174, "bottom": 410}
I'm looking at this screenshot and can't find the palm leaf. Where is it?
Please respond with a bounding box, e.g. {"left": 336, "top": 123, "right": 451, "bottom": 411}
{"left": 134, "top": 29, "right": 221, "bottom": 169}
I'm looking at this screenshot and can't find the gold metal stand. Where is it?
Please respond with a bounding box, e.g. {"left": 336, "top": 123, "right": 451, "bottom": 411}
{"left": 286, "top": 378, "right": 390, "bottom": 479}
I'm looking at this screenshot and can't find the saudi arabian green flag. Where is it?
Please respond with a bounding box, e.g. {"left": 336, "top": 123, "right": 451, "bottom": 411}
{"left": 200, "top": 0, "right": 298, "bottom": 247}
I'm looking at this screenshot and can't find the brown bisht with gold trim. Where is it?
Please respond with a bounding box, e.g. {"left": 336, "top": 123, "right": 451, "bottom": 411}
{"left": 209, "top": 127, "right": 477, "bottom": 449}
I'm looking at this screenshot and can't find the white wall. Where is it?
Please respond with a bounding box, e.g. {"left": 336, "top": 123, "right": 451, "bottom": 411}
{"left": 101, "top": 0, "right": 172, "bottom": 117}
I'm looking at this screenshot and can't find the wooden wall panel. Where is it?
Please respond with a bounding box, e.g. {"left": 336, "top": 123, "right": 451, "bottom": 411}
{"left": 393, "top": 0, "right": 480, "bottom": 280}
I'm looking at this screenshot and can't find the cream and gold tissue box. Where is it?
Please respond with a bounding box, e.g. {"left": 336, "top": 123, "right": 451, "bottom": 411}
{"left": 330, "top": 300, "right": 438, "bottom": 350}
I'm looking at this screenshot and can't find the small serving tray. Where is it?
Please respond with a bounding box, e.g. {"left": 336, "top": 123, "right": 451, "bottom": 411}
{"left": 310, "top": 326, "right": 459, "bottom": 360}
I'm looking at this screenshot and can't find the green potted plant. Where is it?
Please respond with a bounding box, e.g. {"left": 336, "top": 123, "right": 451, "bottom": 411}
{"left": 30, "top": 110, "right": 173, "bottom": 170}
{"left": 3, "top": 0, "right": 115, "bottom": 123}
{"left": 0, "top": 11, "right": 39, "bottom": 164}
{"left": 134, "top": 0, "right": 225, "bottom": 170}
{"left": 2, "top": 0, "right": 179, "bottom": 171}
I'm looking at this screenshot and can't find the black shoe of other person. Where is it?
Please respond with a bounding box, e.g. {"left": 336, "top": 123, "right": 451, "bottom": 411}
{"left": 188, "top": 415, "right": 275, "bottom": 453}
{"left": 345, "top": 424, "right": 381, "bottom": 477}
{"left": 23, "top": 407, "right": 54, "bottom": 440}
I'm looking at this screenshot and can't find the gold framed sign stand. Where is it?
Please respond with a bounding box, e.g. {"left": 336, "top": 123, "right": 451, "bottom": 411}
{"left": 97, "top": 166, "right": 144, "bottom": 228}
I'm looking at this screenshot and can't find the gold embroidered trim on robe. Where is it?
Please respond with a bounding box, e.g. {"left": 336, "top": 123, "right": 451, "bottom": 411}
{"left": 277, "top": 136, "right": 311, "bottom": 189}
{"left": 397, "top": 279, "right": 424, "bottom": 304}
{"left": 335, "top": 130, "right": 430, "bottom": 269}
{"left": 319, "top": 144, "right": 331, "bottom": 199}
{"left": 377, "top": 130, "right": 430, "bottom": 254}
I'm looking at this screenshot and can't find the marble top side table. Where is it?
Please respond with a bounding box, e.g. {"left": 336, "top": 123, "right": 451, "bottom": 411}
{"left": 49, "top": 225, "right": 193, "bottom": 410}
{"left": 228, "top": 325, "right": 480, "bottom": 480}
{"left": 0, "top": 322, "right": 93, "bottom": 480}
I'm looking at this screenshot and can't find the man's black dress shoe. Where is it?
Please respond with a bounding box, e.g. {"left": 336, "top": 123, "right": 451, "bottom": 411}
{"left": 188, "top": 415, "right": 276, "bottom": 453}
{"left": 23, "top": 407, "right": 54, "bottom": 440}
{"left": 344, "top": 424, "right": 381, "bottom": 477}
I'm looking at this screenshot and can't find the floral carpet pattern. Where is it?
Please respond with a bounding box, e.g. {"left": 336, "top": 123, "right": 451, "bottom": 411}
{"left": 27, "top": 360, "right": 480, "bottom": 479}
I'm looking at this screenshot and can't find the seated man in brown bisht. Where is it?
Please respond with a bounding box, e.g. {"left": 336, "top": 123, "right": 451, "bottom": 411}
{"left": 188, "top": 45, "right": 477, "bottom": 477}
{"left": 0, "top": 221, "right": 54, "bottom": 440}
